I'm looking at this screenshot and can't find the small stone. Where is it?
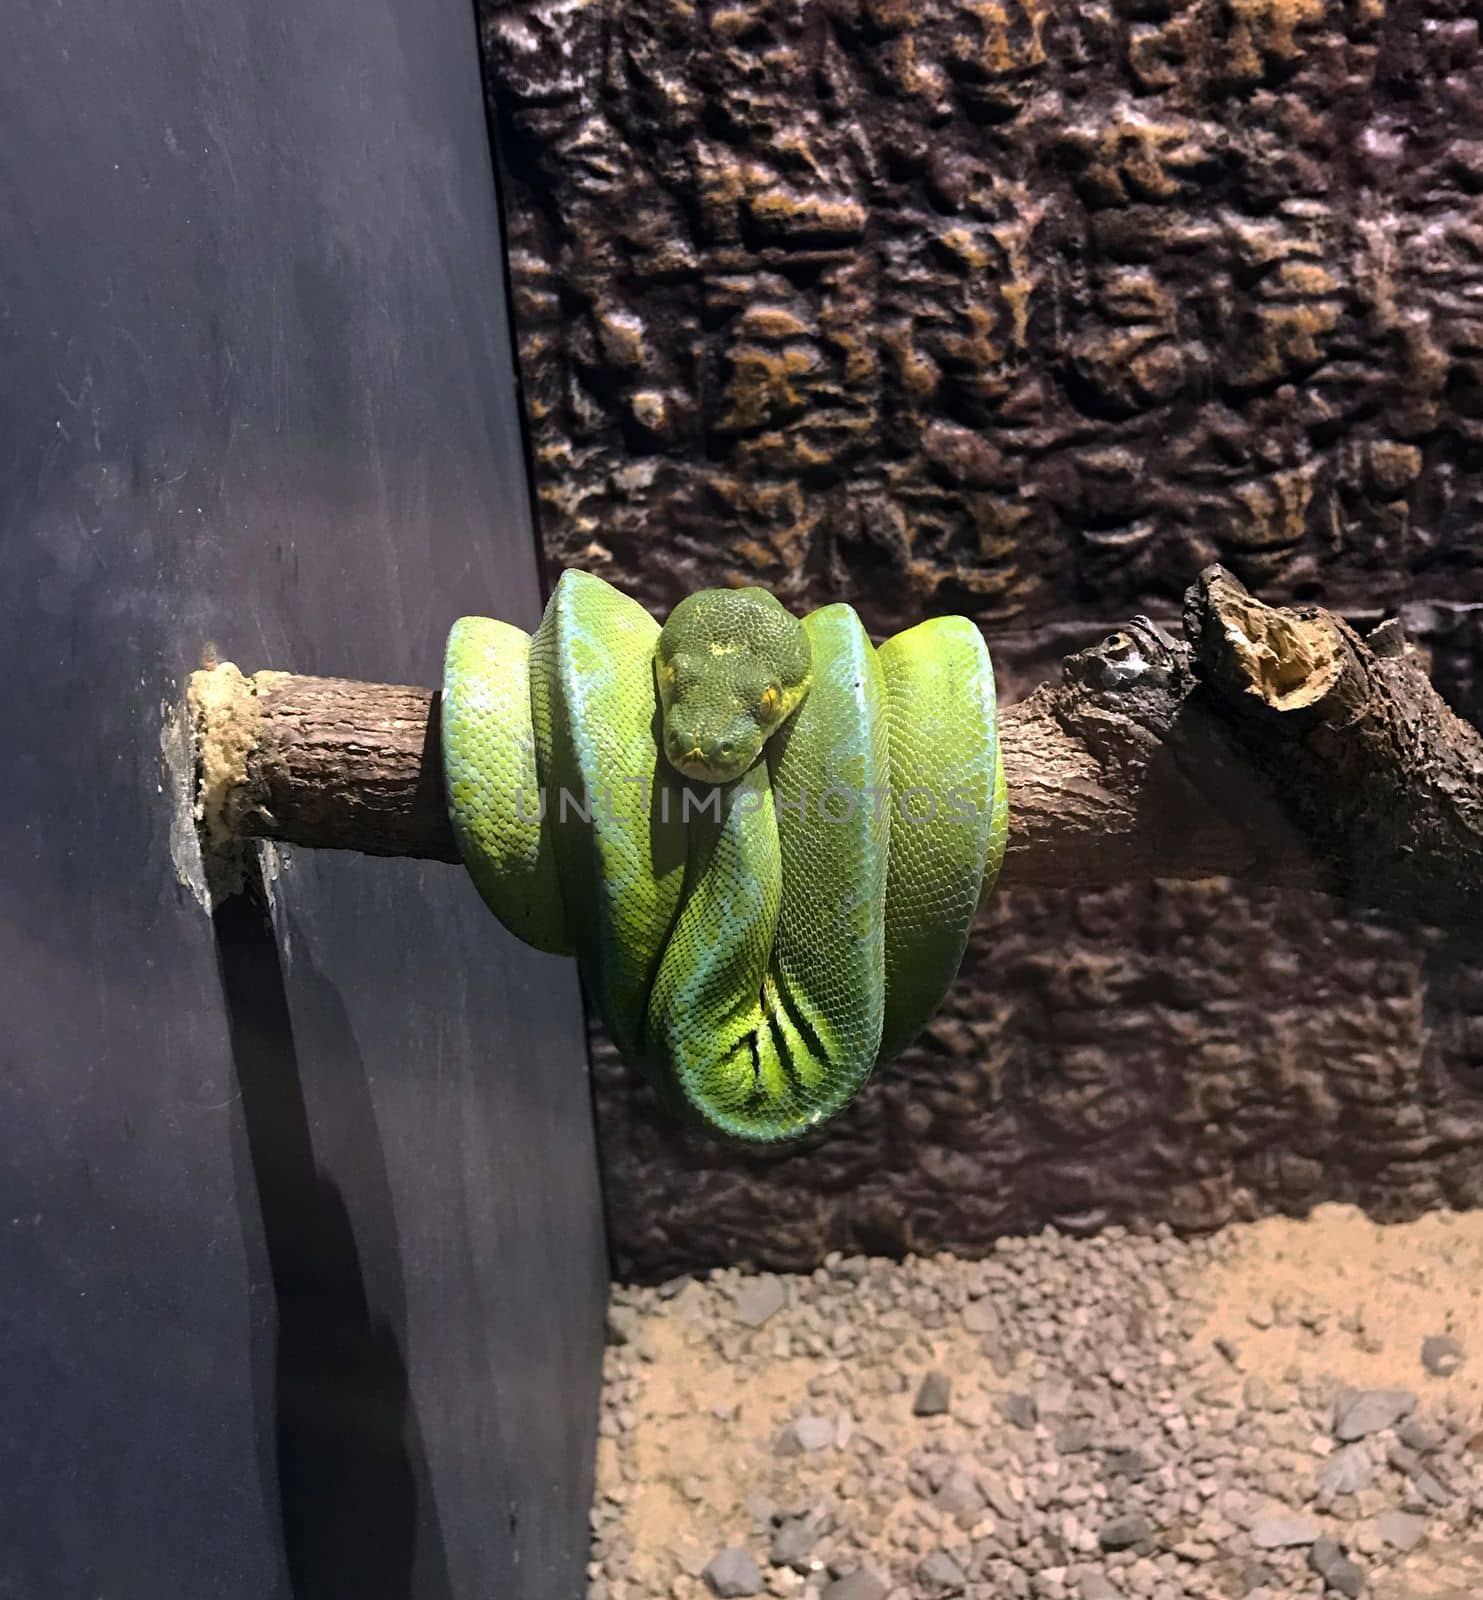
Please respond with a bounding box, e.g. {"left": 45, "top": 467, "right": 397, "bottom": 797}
{"left": 822, "top": 1572, "right": 888, "bottom": 1600}
{"left": 1078, "top": 1577, "right": 1119, "bottom": 1600}
{"left": 774, "top": 1415, "right": 833, "bottom": 1456}
{"left": 933, "top": 1470, "right": 986, "bottom": 1524}
{"left": 704, "top": 1548, "right": 764, "bottom": 1597}
{"left": 914, "top": 1372, "right": 952, "bottom": 1417}
{"left": 1396, "top": 1416, "right": 1443, "bottom": 1453}
{"left": 949, "top": 1393, "right": 993, "bottom": 1428}
{"left": 733, "top": 1277, "right": 787, "bottom": 1328}
{"left": 1315, "top": 1445, "right": 1372, "bottom": 1496}
{"left": 997, "top": 1392, "right": 1036, "bottom": 1429}
{"left": 1104, "top": 1448, "right": 1148, "bottom": 1480}
{"left": 1331, "top": 1561, "right": 1363, "bottom": 1600}
{"left": 1420, "top": 1335, "right": 1464, "bottom": 1377}
{"left": 1032, "top": 1380, "right": 1072, "bottom": 1417}
{"left": 915, "top": 1551, "right": 966, "bottom": 1595}
{"left": 963, "top": 1300, "right": 999, "bottom": 1335}
{"left": 1332, "top": 1389, "right": 1416, "bottom": 1442}
{"left": 1250, "top": 1511, "right": 1323, "bottom": 1549}
{"left": 1057, "top": 1420, "right": 1095, "bottom": 1455}
{"left": 1244, "top": 1376, "right": 1285, "bottom": 1413}
{"left": 1325, "top": 1560, "right": 1365, "bottom": 1599}
{"left": 1374, "top": 1511, "right": 1427, "bottom": 1552}
{"left": 1411, "top": 1469, "right": 1451, "bottom": 1506}
{"left": 1351, "top": 1522, "right": 1383, "bottom": 1557}
{"left": 606, "top": 1304, "right": 640, "bottom": 1346}
{"left": 1309, "top": 1537, "right": 1341, "bottom": 1574}
{"left": 983, "top": 1476, "right": 1021, "bottom": 1522}
{"left": 770, "top": 1520, "right": 817, "bottom": 1570}
{"left": 1121, "top": 1560, "right": 1155, "bottom": 1597}
{"left": 1098, "top": 1515, "right": 1151, "bottom": 1552}
{"left": 1309, "top": 1539, "right": 1365, "bottom": 1598}
{"left": 744, "top": 1494, "right": 777, "bottom": 1529}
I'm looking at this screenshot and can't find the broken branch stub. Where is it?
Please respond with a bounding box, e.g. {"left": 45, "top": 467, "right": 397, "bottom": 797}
{"left": 1187, "top": 566, "right": 1483, "bottom": 927}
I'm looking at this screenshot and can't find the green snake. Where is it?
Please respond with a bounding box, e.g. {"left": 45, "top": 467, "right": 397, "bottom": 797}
{"left": 441, "top": 570, "right": 1007, "bottom": 1144}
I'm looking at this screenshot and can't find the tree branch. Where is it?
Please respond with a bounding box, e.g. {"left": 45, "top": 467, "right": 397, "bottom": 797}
{"left": 188, "top": 567, "right": 1483, "bottom": 927}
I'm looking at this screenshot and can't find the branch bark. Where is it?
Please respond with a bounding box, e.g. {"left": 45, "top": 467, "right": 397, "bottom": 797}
{"left": 188, "top": 567, "right": 1483, "bottom": 928}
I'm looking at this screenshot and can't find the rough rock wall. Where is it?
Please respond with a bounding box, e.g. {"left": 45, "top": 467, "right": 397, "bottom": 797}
{"left": 477, "top": 0, "right": 1483, "bottom": 1276}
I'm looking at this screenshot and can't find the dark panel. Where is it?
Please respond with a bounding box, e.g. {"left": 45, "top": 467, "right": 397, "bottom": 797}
{"left": 0, "top": 2, "right": 603, "bottom": 1597}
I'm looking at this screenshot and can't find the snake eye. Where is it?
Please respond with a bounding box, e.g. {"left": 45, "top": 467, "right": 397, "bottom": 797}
{"left": 757, "top": 685, "right": 780, "bottom": 717}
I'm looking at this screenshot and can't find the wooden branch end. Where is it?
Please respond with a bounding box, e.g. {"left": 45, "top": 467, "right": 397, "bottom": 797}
{"left": 188, "top": 664, "right": 460, "bottom": 867}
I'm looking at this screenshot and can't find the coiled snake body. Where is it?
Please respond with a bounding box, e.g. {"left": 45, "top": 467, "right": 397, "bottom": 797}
{"left": 442, "top": 570, "right": 1007, "bottom": 1144}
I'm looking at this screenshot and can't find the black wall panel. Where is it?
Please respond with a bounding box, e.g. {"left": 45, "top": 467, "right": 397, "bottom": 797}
{"left": 0, "top": 2, "right": 605, "bottom": 1595}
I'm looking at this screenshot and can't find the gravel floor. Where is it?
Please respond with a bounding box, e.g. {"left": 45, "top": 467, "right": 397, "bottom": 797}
{"left": 588, "top": 1206, "right": 1483, "bottom": 1600}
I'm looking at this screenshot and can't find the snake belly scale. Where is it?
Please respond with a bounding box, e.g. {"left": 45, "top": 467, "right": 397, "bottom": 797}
{"left": 442, "top": 569, "right": 1007, "bottom": 1144}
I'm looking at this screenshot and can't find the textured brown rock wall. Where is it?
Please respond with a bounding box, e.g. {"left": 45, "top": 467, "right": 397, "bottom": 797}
{"left": 476, "top": 0, "right": 1483, "bottom": 1275}
{"left": 590, "top": 880, "right": 1483, "bottom": 1277}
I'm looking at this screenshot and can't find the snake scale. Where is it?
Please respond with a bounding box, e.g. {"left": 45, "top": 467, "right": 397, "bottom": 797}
{"left": 442, "top": 569, "right": 1007, "bottom": 1144}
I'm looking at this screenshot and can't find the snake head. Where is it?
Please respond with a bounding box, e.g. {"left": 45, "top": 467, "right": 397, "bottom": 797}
{"left": 655, "top": 587, "right": 812, "bottom": 783}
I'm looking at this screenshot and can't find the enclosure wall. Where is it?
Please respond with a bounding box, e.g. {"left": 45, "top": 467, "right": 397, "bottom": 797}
{"left": 477, "top": 0, "right": 1483, "bottom": 1275}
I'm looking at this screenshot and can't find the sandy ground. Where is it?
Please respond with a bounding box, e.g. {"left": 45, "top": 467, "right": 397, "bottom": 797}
{"left": 590, "top": 1205, "right": 1483, "bottom": 1600}
{"left": 1191, "top": 1210, "right": 1483, "bottom": 1414}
